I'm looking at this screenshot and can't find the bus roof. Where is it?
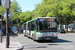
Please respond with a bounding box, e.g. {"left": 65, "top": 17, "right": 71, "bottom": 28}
{"left": 24, "top": 18, "right": 37, "bottom": 24}
{"left": 24, "top": 17, "right": 56, "bottom": 24}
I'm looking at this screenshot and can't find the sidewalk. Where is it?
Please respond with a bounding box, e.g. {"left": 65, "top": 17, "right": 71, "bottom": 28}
{"left": 0, "top": 41, "right": 23, "bottom": 50}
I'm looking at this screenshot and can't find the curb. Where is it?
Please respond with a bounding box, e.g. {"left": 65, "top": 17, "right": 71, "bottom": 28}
{"left": 16, "top": 44, "right": 23, "bottom": 50}
{"left": 10, "top": 41, "right": 23, "bottom": 50}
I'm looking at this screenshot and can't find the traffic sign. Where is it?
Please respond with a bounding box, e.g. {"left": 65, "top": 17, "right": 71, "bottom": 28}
{"left": 4, "top": 0, "right": 10, "bottom": 9}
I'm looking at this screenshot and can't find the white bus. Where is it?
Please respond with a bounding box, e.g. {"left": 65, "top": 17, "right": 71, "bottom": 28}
{"left": 23, "top": 17, "right": 59, "bottom": 41}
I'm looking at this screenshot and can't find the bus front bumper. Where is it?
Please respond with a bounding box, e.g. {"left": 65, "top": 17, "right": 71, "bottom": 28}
{"left": 37, "top": 36, "right": 58, "bottom": 40}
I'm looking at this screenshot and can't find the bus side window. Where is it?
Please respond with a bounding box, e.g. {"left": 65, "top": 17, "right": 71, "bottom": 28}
{"left": 31, "top": 24, "right": 34, "bottom": 31}
{"left": 28, "top": 23, "right": 30, "bottom": 30}
{"left": 31, "top": 22, "right": 35, "bottom": 31}
{"left": 28, "top": 23, "right": 31, "bottom": 30}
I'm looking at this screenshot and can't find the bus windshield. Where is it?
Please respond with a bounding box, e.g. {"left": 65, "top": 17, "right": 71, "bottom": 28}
{"left": 39, "top": 21, "right": 57, "bottom": 32}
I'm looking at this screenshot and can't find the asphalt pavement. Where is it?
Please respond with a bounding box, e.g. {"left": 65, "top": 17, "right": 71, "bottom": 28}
{"left": 1, "top": 33, "right": 75, "bottom": 50}
{"left": 16, "top": 33, "right": 75, "bottom": 50}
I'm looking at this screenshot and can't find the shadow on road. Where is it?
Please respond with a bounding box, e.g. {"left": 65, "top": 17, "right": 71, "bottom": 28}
{"left": 37, "top": 39, "right": 72, "bottom": 43}
{"left": 53, "top": 39, "right": 72, "bottom": 43}
{"left": 22, "top": 39, "right": 72, "bottom": 49}
{"left": 23, "top": 45, "right": 47, "bottom": 49}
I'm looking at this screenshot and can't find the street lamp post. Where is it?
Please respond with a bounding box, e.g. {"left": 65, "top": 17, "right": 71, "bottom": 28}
{"left": 6, "top": 9, "right": 10, "bottom": 48}
{"left": 4, "top": 0, "right": 10, "bottom": 48}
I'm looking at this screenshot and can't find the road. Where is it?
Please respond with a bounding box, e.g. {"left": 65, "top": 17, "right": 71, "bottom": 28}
{"left": 2, "top": 33, "right": 75, "bottom": 50}
{"left": 16, "top": 33, "right": 75, "bottom": 50}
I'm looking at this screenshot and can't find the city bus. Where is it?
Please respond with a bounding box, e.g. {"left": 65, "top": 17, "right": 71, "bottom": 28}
{"left": 23, "top": 17, "right": 59, "bottom": 41}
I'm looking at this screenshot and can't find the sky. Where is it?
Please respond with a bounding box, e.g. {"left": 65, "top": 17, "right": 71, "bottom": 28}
{"left": 16, "top": 0, "right": 42, "bottom": 12}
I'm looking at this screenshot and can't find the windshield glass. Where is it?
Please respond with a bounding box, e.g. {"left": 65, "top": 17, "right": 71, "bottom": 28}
{"left": 39, "top": 21, "right": 57, "bottom": 32}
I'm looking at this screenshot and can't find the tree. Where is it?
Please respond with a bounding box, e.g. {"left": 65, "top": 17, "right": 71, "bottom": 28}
{"left": 0, "top": 6, "right": 5, "bottom": 15}
{"left": 18, "top": 11, "right": 32, "bottom": 25}
{"left": 32, "top": 0, "right": 75, "bottom": 24}
{"left": 0, "top": 0, "right": 22, "bottom": 26}
{"left": 10, "top": 0, "right": 22, "bottom": 25}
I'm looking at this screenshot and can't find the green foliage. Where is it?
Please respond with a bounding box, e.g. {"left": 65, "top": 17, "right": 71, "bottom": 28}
{"left": 0, "top": 0, "right": 75, "bottom": 25}
{"left": 18, "top": 11, "right": 32, "bottom": 25}
{"left": 16, "top": 0, "right": 75, "bottom": 25}
{"left": 0, "top": 6, "right": 5, "bottom": 15}
{"left": 32, "top": 0, "right": 75, "bottom": 24}
{"left": 10, "top": 0, "right": 22, "bottom": 22}
{"left": 0, "top": 0, "right": 22, "bottom": 25}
